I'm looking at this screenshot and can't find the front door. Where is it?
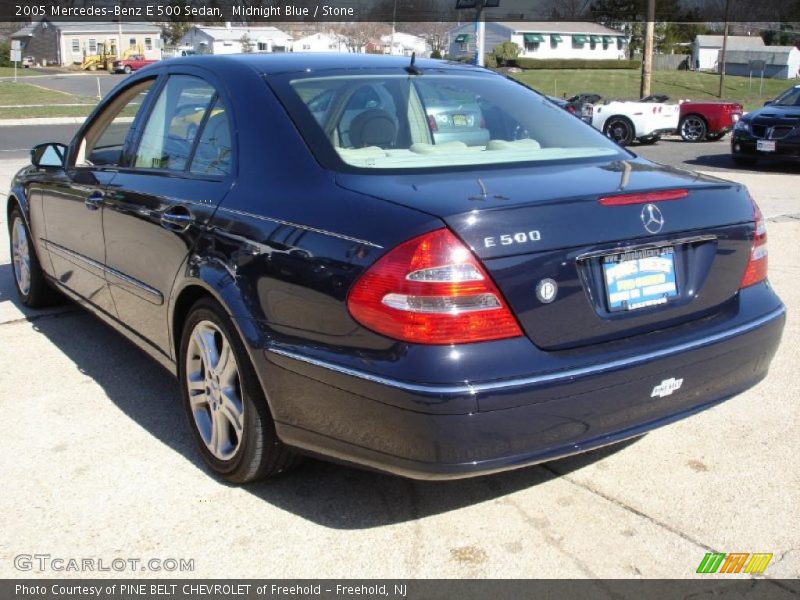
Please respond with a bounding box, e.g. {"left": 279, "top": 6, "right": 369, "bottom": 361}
{"left": 40, "top": 78, "right": 156, "bottom": 315}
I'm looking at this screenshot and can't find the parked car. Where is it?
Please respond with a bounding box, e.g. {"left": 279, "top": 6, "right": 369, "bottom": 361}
{"left": 21, "top": 56, "right": 34, "bottom": 68}
{"left": 112, "top": 54, "right": 157, "bottom": 74}
{"left": 546, "top": 95, "right": 577, "bottom": 115}
{"left": 586, "top": 95, "right": 680, "bottom": 145}
{"left": 678, "top": 100, "right": 743, "bottom": 142}
{"left": 731, "top": 84, "right": 800, "bottom": 166}
{"left": 7, "top": 55, "right": 784, "bottom": 483}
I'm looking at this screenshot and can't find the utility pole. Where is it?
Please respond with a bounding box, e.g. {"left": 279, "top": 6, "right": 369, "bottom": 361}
{"left": 640, "top": 0, "right": 656, "bottom": 98}
{"left": 718, "top": 0, "right": 731, "bottom": 98}
{"left": 475, "top": 0, "right": 486, "bottom": 67}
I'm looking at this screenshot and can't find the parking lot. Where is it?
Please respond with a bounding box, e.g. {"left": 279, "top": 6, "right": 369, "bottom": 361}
{"left": 0, "top": 135, "right": 798, "bottom": 581}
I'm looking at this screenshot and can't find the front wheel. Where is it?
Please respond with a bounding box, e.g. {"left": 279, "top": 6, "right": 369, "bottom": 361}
{"left": 123, "top": 65, "right": 132, "bottom": 74}
{"left": 604, "top": 117, "right": 635, "bottom": 146}
{"left": 679, "top": 115, "right": 707, "bottom": 142}
{"left": 179, "top": 298, "right": 300, "bottom": 483}
{"left": 8, "top": 208, "right": 60, "bottom": 308}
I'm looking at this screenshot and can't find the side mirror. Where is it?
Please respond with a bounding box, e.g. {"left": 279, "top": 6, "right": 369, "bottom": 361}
{"left": 763, "top": 100, "right": 774, "bottom": 106}
{"left": 31, "top": 142, "right": 67, "bottom": 169}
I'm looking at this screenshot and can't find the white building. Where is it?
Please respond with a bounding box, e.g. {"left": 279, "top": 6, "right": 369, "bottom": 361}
{"left": 380, "top": 32, "right": 429, "bottom": 57}
{"left": 11, "top": 20, "right": 162, "bottom": 67}
{"left": 447, "top": 22, "right": 627, "bottom": 61}
{"left": 692, "top": 35, "right": 765, "bottom": 71}
{"left": 292, "top": 32, "right": 348, "bottom": 53}
{"left": 179, "top": 24, "right": 292, "bottom": 55}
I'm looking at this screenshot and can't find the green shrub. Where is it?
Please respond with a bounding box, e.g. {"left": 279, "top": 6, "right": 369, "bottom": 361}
{"left": 430, "top": 49, "right": 442, "bottom": 59}
{"left": 0, "top": 41, "right": 11, "bottom": 68}
{"left": 514, "top": 58, "right": 641, "bottom": 70}
{"left": 492, "top": 41, "right": 520, "bottom": 66}
{"left": 484, "top": 54, "right": 498, "bottom": 68}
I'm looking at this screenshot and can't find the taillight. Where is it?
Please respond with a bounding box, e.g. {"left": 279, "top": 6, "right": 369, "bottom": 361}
{"left": 426, "top": 115, "right": 438, "bottom": 133}
{"left": 347, "top": 228, "right": 523, "bottom": 344}
{"left": 740, "top": 197, "right": 768, "bottom": 288}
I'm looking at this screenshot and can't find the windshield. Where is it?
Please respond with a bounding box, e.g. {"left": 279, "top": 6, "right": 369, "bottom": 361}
{"left": 773, "top": 86, "right": 800, "bottom": 107}
{"left": 271, "top": 71, "right": 627, "bottom": 171}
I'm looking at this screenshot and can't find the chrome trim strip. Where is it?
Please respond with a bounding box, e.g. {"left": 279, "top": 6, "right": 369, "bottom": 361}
{"left": 215, "top": 206, "right": 383, "bottom": 249}
{"left": 267, "top": 306, "right": 785, "bottom": 396}
{"left": 576, "top": 235, "right": 718, "bottom": 261}
{"left": 45, "top": 240, "right": 164, "bottom": 305}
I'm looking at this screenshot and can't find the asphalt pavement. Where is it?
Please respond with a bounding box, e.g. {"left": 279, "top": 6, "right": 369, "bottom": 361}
{"left": 0, "top": 71, "right": 122, "bottom": 99}
{"left": 0, "top": 148, "right": 798, "bottom": 580}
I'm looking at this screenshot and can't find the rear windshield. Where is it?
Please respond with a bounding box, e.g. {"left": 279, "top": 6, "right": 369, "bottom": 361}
{"left": 270, "top": 70, "right": 627, "bottom": 171}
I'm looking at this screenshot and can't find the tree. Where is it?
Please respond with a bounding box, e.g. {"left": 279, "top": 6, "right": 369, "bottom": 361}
{"left": 240, "top": 34, "right": 254, "bottom": 53}
{"left": 492, "top": 41, "right": 520, "bottom": 66}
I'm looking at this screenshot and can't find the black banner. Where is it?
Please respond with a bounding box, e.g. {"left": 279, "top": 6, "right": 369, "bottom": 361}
{"left": 2, "top": 0, "right": 800, "bottom": 23}
{"left": 3, "top": 579, "right": 800, "bottom": 600}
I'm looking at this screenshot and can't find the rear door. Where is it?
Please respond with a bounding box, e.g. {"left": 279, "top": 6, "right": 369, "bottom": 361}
{"left": 101, "top": 71, "right": 235, "bottom": 354}
{"left": 41, "top": 78, "right": 156, "bottom": 315}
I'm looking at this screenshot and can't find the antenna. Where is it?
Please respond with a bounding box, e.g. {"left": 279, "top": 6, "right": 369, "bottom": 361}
{"left": 405, "top": 51, "right": 421, "bottom": 75}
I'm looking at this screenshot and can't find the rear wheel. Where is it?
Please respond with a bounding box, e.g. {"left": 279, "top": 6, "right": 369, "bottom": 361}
{"left": 123, "top": 65, "right": 132, "bottom": 74}
{"left": 8, "top": 208, "right": 60, "bottom": 308}
{"left": 604, "top": 117, "right": 635, "bottom": 146}
{"left": 179, "top": 298, "right": 300, "bottom": 483}
{"left": 679, "top": 115, "right": 707, "bottom": 142}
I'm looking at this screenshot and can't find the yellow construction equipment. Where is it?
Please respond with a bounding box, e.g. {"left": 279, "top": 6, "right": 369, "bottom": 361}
{"left": 79, "top": 41, "right": 117, "bottom": 71}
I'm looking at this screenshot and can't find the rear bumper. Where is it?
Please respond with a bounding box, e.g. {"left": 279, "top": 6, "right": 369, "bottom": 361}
{"left": 256, "top": 294, "right": 785, "bottom": 480}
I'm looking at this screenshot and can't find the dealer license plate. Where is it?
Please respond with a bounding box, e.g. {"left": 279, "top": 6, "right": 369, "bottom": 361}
{"left": 757, "top": 140, "right": 776, "bottom": 152}
{"left": 603, "top": 247, "right": 678, "bottom": 312}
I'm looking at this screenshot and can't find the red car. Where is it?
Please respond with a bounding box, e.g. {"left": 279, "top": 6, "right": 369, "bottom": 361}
{"left": 112, "top": 55, "right": 157, "bottom": 74}
{"left": 678, "top": 101, "right": 743, "bottom": 142}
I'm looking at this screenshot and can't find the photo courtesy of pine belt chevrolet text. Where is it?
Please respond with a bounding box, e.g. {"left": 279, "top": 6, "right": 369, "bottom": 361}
{"left": 7, "top": 54, "right": 785, "bottom": 483}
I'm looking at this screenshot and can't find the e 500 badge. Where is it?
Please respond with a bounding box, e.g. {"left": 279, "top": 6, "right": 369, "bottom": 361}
{"left": 484, "top": 230, "right": 541, "bottom": 248}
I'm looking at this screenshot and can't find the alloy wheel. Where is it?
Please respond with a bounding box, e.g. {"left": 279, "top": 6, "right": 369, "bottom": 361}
{"left": 185, "top": 320, "right": 245, "bottom": 461}
{"left": 11, "top": 217, "right": 31, "bottom": 296}
{"left": 680, "top": 116, "right": 706, "bottom": 142}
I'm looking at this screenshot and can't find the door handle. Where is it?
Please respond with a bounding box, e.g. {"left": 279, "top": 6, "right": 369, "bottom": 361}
{"left": 84, "top": 192, "right": 104, "bottom": 211}
{"left": 160, "top": 208, "right": 195, "bottom": 232}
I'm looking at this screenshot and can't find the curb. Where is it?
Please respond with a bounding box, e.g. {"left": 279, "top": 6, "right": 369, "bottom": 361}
{"left": 0, "top": 117, "right": 87, "bottom": 127}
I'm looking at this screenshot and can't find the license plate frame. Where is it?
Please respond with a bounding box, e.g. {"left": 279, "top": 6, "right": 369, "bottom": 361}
{"left": 757, "top": 139, "right": 776, "bottom": 152}
{"left": 451, "top": 114, "right": 467, "bottom": 127}
{"left": 602, "top": 246, "right": 679, "bottom": 312}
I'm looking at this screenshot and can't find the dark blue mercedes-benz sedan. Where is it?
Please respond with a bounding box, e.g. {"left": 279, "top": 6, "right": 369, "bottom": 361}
{"left": 7, "top": 54, "right": 785, "bottom": 482}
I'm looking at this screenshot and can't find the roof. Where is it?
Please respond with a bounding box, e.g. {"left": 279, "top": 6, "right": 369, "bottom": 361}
{"left": 725, "top": 47, "right": 800, "bottom": 65}
{"left": 191, "top": 25, "right": 291, "bottom": 42}
{"left": 497, "top": 21, "right": 623, "bottom": 35}
{"left": 11, "top": 24, "right": 37, "bottom": 38}
{"left": 166, "top": 53, "right": 484, "bottom": 76}
{"left": 695, "top": 35, "right": 765, "bottom": 50}
{"left": 50, "top": 21, "right": 162, "bottom": 34}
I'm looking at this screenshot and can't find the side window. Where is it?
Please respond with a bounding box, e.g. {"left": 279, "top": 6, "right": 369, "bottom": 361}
{"left": 76, "top": 79, "right": 154, "bottom": 167}
{"left": 189, "top": 98, "right": 232, "bottom": 176}
{"left": 134, "top": 75, "right": 215, "bottom": 171}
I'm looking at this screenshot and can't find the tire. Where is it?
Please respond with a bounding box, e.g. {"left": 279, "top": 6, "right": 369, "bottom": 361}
{"left": 732, "top": 155, "right": 758, "bottom": 167}
{"left": 88, "top": 64, "right": 97, "bottom": 71}
{"left": 123, "top": 65, "right": 132, "bottom": 74}
{"left": 637, "top": 135, "right": 661, "bottom": 145}
{"left": 8, "top": 207, "right": 61, "bottom": 308}
{"left": 679, "top": 115, "right": 707, "bottom": 142}
{"left": 178, "top": 297, "right": 300, "bottom": 483}
{"left": 604, "top": 117, "right": 635, "bottom": 146}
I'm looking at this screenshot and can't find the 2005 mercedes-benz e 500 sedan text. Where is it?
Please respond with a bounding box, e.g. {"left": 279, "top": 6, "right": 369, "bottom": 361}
{"left": 7, "top": 55, "right": 785, "bottom": 483}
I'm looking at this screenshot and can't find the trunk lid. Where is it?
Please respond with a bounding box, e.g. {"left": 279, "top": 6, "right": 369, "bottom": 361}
{"left": 336, "top": 159, "right": 756, "bottom": 349}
